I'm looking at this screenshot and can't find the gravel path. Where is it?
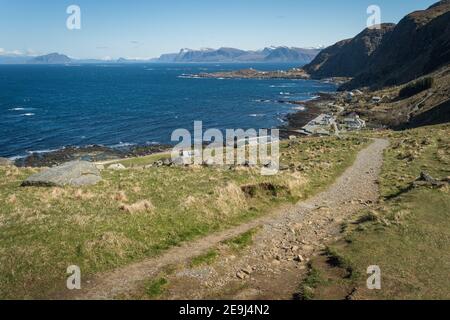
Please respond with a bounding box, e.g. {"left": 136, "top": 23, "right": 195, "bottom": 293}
{"left": 64, "top": 138, "right": 389, "bottom": 300}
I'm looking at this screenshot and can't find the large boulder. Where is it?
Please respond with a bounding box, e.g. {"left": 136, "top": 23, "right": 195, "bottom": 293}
{"left": 0, "top": 157, "right": 13, "bottom": 167}
{"left": 22, "top": 161, "right": 102, "bottom": 187}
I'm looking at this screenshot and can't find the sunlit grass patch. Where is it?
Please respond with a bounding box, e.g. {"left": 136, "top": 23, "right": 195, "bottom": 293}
{"left": 300, "top": 124, "right": 450, "bottom": 300}
{"left": 145, "top": 277, "right": 168, "bottom": 299}
{"left": 0, "top": 135, "right": 368, "bottom": 298}
{"left": 190, "top": 249, "right": 219, "bottom": 268}
{"left": 223, "top": 228, "right": 260, "bottom": 252}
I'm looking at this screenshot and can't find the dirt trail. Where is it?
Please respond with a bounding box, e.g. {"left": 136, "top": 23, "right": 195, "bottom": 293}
{"left": 65, "top": 138, "right": 389, "bottom": 300}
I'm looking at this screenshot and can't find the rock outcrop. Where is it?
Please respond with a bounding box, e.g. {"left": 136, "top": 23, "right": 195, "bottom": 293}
{"left": 303, "top": 1, "right": 450, "bottom": 91}
{"left": 22, "top": 161, "right": 102, "bottom": 187}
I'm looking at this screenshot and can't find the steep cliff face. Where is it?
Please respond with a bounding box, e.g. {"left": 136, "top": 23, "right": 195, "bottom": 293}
{"left": 303, "top": 24, "right": 395, "bottom": 78}
{"left": 263, "top": 47, "right": 320, "bottom": 63}
{"left": 341, "top": 0, "right": 450, "bottom": 90}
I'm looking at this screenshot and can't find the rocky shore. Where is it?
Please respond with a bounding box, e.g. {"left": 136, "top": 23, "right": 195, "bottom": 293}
{"left": 14, "top": 144, "right": 172, "bottom": 168}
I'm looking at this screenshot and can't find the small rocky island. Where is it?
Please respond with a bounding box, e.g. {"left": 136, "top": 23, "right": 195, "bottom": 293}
{"left": 192, "top": 67, "right": 310, "bottom": 80}
{"left": 188, "top": 68, "right": 351, "bottom": 86}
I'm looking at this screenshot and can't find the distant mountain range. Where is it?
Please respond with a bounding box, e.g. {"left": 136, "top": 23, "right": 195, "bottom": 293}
{"left": 304, "top": 0, "right": 450, "bottom": 90}
{"left": 0, "top": 46, "right": 322, "bottom": 65}
{"left": 151, "top": 47, "right": 321, "bottom": 63}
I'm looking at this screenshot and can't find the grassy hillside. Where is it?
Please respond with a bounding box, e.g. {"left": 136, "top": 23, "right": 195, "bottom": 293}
{"left": 0, "top": 136, "right": 368, "bottom": 299}
{"left": 298, "top": 124, "right": 450, "bottom": 300}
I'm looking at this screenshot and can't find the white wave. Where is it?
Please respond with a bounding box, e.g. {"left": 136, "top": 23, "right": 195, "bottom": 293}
{"left": 8, "top": 155, "right": 26, "bottom": 161}
{"left": 10, "top": 107, "right": 35, "bottom": 111}
{"left": 249, "top": 114, "right": 265, "bottom": 117}
{"left": 178, "top": 75, "right": 200, "bottom": 79}
{"left": 270, "top": 84, "right": 296, "bottom": 88}
{"left": 109, "top": 142, "right": 137, "bottom": 148}
{"left": 21, "top": 113, "right": 35, "bottom": 116}
{"left": 26, "top": 148, "right": 60, "bottom": 155}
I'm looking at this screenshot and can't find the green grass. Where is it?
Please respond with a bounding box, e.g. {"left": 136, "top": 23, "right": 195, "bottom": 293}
{"left": 116, "top": 153, "right": 171, "bottom": 168}
{"left": 223, "top": 228, "right": 259, "bottom": 252}
{"left": 0, "top": 135, "right": 368, "bottom": 298}
{"left": 145, "top": 277, "right": 168, "bottom": 299}
{"left": 298, "top": 266, "right": 326, "bottom": 300}
{"left": 301, "top": 124, "right": 450, "bottom": 300}
{"left": 190, "top": 249, "right": 219, "bottom": 267}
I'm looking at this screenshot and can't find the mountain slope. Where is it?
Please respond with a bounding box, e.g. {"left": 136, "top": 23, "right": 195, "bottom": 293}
{"left": 341, "top": 0, "right": 450, "bottom": 89}
{"left": 303, "top": 23, "right": 396, "bottom": 78}
{"left": 263, "top": 47, "right": 320, "bottom": 63}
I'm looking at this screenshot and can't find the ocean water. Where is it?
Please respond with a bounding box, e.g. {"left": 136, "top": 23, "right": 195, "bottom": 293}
{"left": 0, "top": 63, "right": 336, "bottom": 158}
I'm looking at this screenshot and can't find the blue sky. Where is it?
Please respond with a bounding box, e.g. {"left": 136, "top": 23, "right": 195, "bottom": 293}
{"left": 0, "top": 0, "right": 438, "bottom": 59}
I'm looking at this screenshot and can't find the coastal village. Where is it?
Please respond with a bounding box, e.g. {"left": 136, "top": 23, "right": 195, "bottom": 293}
{"left": 294, "top": 90, "right": 377, "bottom": 137}
{"left": 294, "top": 93, "right": 368, "bottom": 137}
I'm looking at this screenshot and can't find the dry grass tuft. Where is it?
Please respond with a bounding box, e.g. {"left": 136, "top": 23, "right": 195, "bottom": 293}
{"left": 5, "top": 166, "right": 20, "bottom": 177}
{"left": 74, "top": 189, "right": 95, "bottom": 201}
{"left": 285, "top": 172, "right": 309, "bottom": 196}
{"left": 119, "top": 200, "right": 155, "bottom": 214}
{"left": 182, "top": 195, "right": 198, "bottom": 209}
{"left": 7, "top": 194, "right": 17, "bottom": 204}
{"left": 71, "top": 214, "right": 92, "bottom": 227}
{"left": 84, "top": 232, "right": 132, "bottom": 258}
{"left": 113, "top": 191, "right": 128, "bottom": 202}
{"left": 50, "top": 187, "right": 66, "bottom": 199}
{"left": 215, "top": 183, "right": 247, "bottom": 215}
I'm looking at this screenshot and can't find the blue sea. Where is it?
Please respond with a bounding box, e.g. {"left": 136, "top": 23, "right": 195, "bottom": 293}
{"left": 0, "top": 63, "right": 336, "bottom": 158}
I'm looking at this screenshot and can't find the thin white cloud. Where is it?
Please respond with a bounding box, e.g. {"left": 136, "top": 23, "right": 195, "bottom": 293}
{"left": 0, "top": 49, "right": 25, "bottom": 56}
{"left": 26, "top": 49, "right": 39, "bottom": 56}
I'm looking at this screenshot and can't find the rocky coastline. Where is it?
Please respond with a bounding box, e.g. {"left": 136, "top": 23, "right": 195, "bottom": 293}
{"left": 10, "top": 93, "right": 337, "bottom": 167}
{"left": 13, "top": 144, "right": 172, "bottom": 168}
